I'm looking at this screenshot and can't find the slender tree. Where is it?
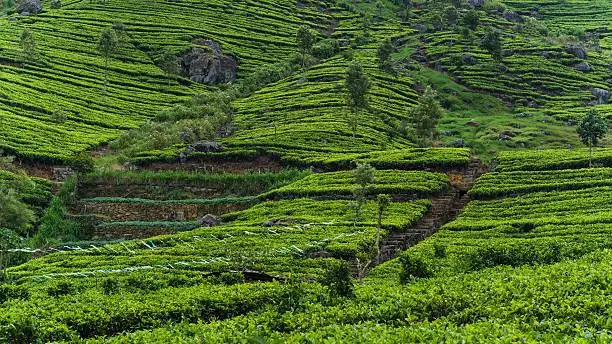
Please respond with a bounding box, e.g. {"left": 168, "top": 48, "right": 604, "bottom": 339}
{"left": 444, "top": 6, "right": 459, "bottom": 26}
{"left": 377, "top": 38, "right": 394, "bottom": 70}
{"left": 351, "top": 162, "right": 376, "bottom": 228}
{"left": 346, "top": 61, "right": 370, "bottom": 109}
{"left": 463, "top": 10, "right": 480, "bottom": 31}
{"left": 411, "top": 85, "right": 443, "bottom": 145}
{"left": 376, "top": 194, "right": 391, "bottom": 263}
{"left": 481, "top": 28, "right": 502, "bottom": 60}
{"left": 19, "top": 29, "right": 37, "bottom": 63}
{"left": 112, "top": 21, "right": 129, "bottom": 47}
{"left": 296, "top": 25, "right": 315, "bottom": 70}
{"left": 577, "top": 110, "right": 608, "bottom": 167}
{"left": 97, "top": 27, "right": 119, "bottom": 97}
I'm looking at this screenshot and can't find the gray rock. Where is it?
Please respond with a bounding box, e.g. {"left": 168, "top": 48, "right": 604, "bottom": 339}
{"left": 181, "top": 39, "right": 237, "bottom": 84}
{"left": 591, "top": 88, "right": 610, "bottom": 104}
{"left": 461, "top": 53, "right": 478, "bottom": 65}
{"left": 411, "top": 49, "right": 428, "bottom": 63}
{"left": 199, "top": 214, "right": 220, "bottom": 227}
{"left": 52, "top": 167, "right": 74, "bottom": 181}
{"left": 450, "top": 139, "right": 466, "bottom": 147}
{"left": 187, "top": 141, "right": 223, "bottom": 153}
{"left": 468, "top": 0, "right": 484, "bottom": 7}
{"left": 566, "top": 44, "right": 588, "bottom": 59}
{"left": 263, "top": 218, "right": 283, "bottom": 227}
{"left": 503, "top": 11, "right": 524, "bottom": 23}
{"left": 16, "top": 0, "right": 42, "bottom": 14}
{"left": 415, "top": 24, "right": 428, "bottom": 33}
{"left": 574, "top": 62, "right": 591, "bottom": 72}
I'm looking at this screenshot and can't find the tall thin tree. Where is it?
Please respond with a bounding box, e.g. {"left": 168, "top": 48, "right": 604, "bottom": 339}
{"left": 97, "top": 27, "right": 119, "bottom": 98}
{"left": 577, "top": 110, "right": 608, "bottom": 167}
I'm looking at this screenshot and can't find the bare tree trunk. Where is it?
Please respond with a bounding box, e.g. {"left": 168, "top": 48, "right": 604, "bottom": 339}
{"left": 103, "top": 58, "right": 108, "bottom": 101}
{"left": 376, "top": 212, "right": 382, "bottom": 263}
{"left": 589, "top": 141, "right": 593, "bottom": 168}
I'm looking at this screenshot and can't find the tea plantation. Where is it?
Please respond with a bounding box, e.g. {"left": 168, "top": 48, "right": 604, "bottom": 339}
{"left": 0, "top": 0, "right": 611, "bottom": 342}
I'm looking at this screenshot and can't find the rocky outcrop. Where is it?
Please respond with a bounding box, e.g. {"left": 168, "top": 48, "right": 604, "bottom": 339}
{"left": 574, "top": 62, "right": 591, "bottom": 72}
{"left": 592, "top": 88, "right": 610, "bottom": 104}
{"left": 411, "top": 48, "right": 428, "bottom": 63}
{"left": 461, "top": 53, "right": 478, "bottom": 65}
{"left": 566, "top": 44, "right": 588, "bottom": 59}
{"left": 503, "top": 11, "right": 524, "bottom": 23}
{"left": 180, "top": 141, "right": 224, "bottom": 163}
{"left": 181, "top": 39, "right": 237, "bottom": 84}
{"left": 16, "top": 0, "right": 42, "bottom": 15}
{"left": 198, "top": 214, "right": 221, "bottom": 227}
{"left": 52, "top": 167, "right": 74, "bottom": 181}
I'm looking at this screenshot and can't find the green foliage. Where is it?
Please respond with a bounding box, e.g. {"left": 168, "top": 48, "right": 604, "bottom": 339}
{"left": 264, "top": 170, "right": 449, "bottom": 199}
{"left": 157, "top": 49, "right": 180, "bottom": 80}
{"left": 296, "top": 25, "right": 315, "bottom": 68}
{"left": 322, "top": 261, "right": 355, "bottom": 299}
{"left": 577, "top": 110, "right": 608, "bottom": 166}
{"left": 462, "top": 10, "right": 480, "bottom": 30}
{"left": 377, "top": 38, "right": 394, "bottom": 70}
{"left": 470, "top": 168, "right": 612, "bottom": 198}
{"left": 495, "top": 149, "right": 612, "bottom": 171}
{"left": 101, "top": 278, "right": 120, "bottom": 295}
{"left": 30, "top": 197, "right": 81, "bottom": 247}
{"left": 345, "top": 61, "right": 371, "bottom": 109}
{"left": 481, "top": 28, "right": 502, "bottom": 60}
{"left": 399, "top": 255, "right": 430, "bottom": 282}
{"left": 0, "top": 172, "right": 37, "bottom": 235}
{"left": 97, "top": 27, "right": 119, "bottom": 62}
{"left": 19, "top": 29, "right": 38, "bottom": 63}
{"left": 411, "top": 86, "right": 443, "bottom": 144}
{"left": 0, "top": 190, "right": 34, "bottom": 236}
{"left": 444, "top": 6, "right": 459, "bottom": 26}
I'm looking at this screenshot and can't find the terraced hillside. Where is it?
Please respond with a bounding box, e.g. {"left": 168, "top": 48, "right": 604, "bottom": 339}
{"left": 3, "top": 149, "right": 609, "bottom": 342}
{"left": 2, "top": 0, "right": 609, "bottom": 165}
{"left": 1, "top": 0, "right": 611, "bottom": 342}
{"left": 0, "top": 0, "right": 333, "bottom": 162}
{"left": 0, "top": 155, "right": 477, "bottom": 341}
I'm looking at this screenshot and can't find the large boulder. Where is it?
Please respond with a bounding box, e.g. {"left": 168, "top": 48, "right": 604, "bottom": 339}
{"left": 468, "top": 0, "right": 484, "bottom": 7}
{"left": 566, "top": 44, "right": 588, "bottom": 59}
{"left": 574, "top": 62, "right": 591, "bottom": 72}
{"left": 181, "top": 39, "right": 237, "bottom": 84}
{"left": 198, "top": 214, "right": 220, "bottom": 227}
{"left": 592, "top": 88, "right": 610, "bottom": 104}
{"left": 16, "top": 0, "right": 42, "bottom": 14}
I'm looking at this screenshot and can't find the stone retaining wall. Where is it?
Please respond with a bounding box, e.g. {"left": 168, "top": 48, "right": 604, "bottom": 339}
{"left": 79, "top": 201, "right": 251, "bottom": 221}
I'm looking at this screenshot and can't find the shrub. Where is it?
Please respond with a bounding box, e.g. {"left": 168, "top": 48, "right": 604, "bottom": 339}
{"left": 102, "top": 278, "right": 120, "bottom": 295}
{"left": 433, "top": 244, "right": 447, "bottom": 258}
{"left": 400, "top": 255, "right": 430, "bottom": 283}
{"left": 312, "top": 39, "right": 339, "bottom": 59}
{"left": 47, "top": 281, "right": 76, "bottom": 297}
{"left": 322, "top": 261, "right": 355, "bottom": 299}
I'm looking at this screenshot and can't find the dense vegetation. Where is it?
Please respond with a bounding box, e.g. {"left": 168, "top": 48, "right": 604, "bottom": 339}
{"left": 0, "top": 0, "right": 611, "bottom": 342}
